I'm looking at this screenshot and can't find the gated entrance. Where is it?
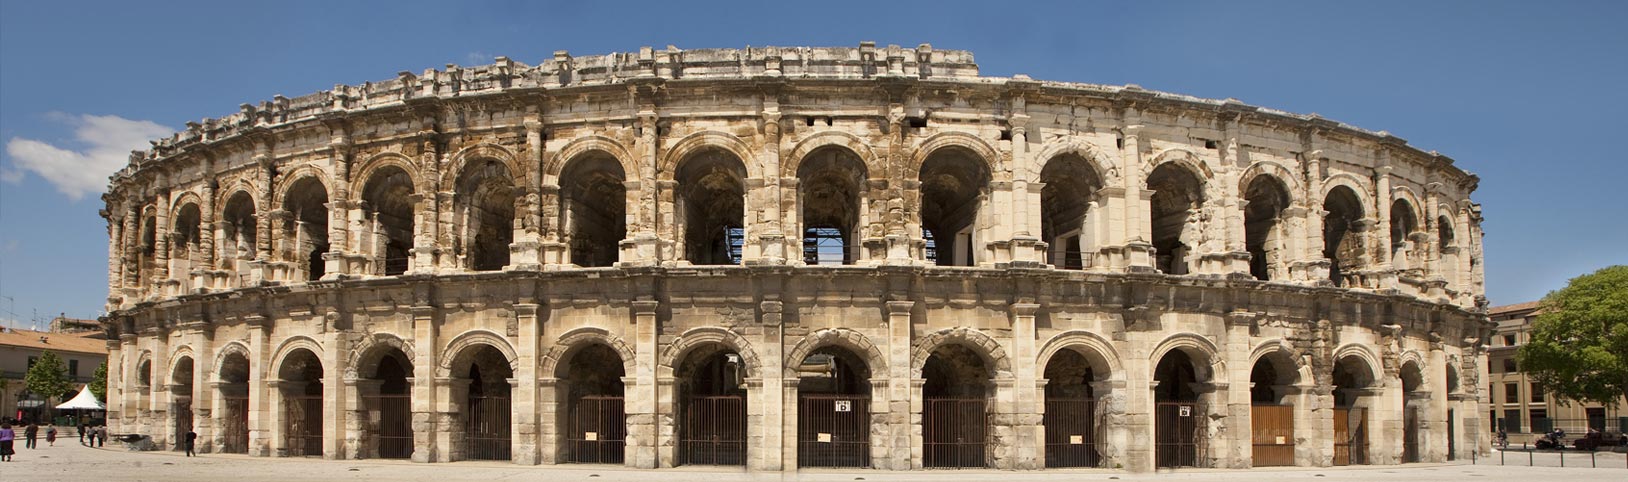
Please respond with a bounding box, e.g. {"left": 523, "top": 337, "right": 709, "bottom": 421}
{"left": 369, "top": 394, "right": 413, "bottom": 459}
{"left": 1333, "top": 407, "right": 1368, "bottom": 465}
{"left": 1156, "top": 401, "right": 1205, "bottom": 468}
{"left": 466, "top": 394, "right": 512, "bottom": 461}
{"left": 565, "top": 395, "right": 626, "bottom": 464}
{"left": 364, "top": 350, "right": 413, "bottom": 460}
{"left": 924, "top": 398, "right": 988, "bottom": 468}
{"left": 222, "top": 395, "right": 250, "bottom": 454}
{"left": 798, "top": 394, "right": 869, "bottom": 468}
{"left": 1251, "top": 404, "right": 1294, "bottom": 466}
{"left": 284, "top": 394, "right": 323, "bottom": 457}
{"left": 174, "top": 397, "right": 194, "bottom": 450}
{"left": 680, "top": 395, "right": 746, "bottom": 465}
{"left": 1043, "top": 397, "right": 1098, "bottom": 468}
{"left": 1446, "top": 409, "right": 1456, "bottom": 461}
{"left": 453, "top": 343, "right": 514, "bottom": 462}
{"left": 1403, "top": 406, "right": 1419, "bottom": 463}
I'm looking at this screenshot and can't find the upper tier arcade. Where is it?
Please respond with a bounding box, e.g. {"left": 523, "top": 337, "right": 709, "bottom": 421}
{"left": 101, "top": 43, "right": 1485, "bottom": 312}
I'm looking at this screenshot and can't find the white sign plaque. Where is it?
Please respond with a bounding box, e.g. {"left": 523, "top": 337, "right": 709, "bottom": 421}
{"left": 834, "top": 400, "right": 852, "bottom": 412}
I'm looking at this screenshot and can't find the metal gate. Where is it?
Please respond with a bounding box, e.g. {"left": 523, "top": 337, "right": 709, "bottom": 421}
{"left": 1446, "top": 409, "right": 1455, "bottom": 461}
{"left": 174, "top": 398, "right": 194, "bottom": 451}
{"left": 1403, "top": 406, "right": 1419, "bottom": 463}
{"left": 465, "top": 395, "right": 511, "bottom": 461}
{"left": 221, "top": 396, "right": 249, "bottom": 454}
{"left": 1156, "top": 401, "right": 1206, "bottom": 468}
{"left": 1044, "top": 397, "right": 1099, "bottom": 468}
{"left": 368, "top": 394, "right": 412, "bottom": 459}
{"left": 923, "top": 397, "right": 988, "bottom": 469}
{"left": 1251, "top": 404, "right": 1295, "bottom": 467}
{"left": 565, "top": 395, "right": 626, "bottom": 464}
{"left": 284, "top": 395, "right": 323, "bottom": 457}
{"left": 798, "top": 394, "right": 870, "bottom": 468}
{"left": 680, "top": 395, "right": 746, "bottom": 466}
{"left": 1333, "top": 407, "right": 1368, "bottom": 465}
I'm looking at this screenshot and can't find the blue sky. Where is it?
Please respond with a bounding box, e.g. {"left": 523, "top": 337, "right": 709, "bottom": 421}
{"left": 1, "top": 0, "right": 1624, "bottom": 328}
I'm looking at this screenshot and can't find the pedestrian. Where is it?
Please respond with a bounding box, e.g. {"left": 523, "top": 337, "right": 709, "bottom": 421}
{"left": 0, "top": 422, "right": 15, "bottom": 462}
{"left": 23, "top": 422, "right": 37, "bottom": 449}
{"left": 45, "top": 423, "right": 57, "bottom": 447}
{"left": 184, "top": 430, "right": 197, "bottom": 457}
{"left": 78, "top": 422, "right": 86, "bottom": 445}
{"left": 97, "top": 425, "right": 107, "bottom": 447}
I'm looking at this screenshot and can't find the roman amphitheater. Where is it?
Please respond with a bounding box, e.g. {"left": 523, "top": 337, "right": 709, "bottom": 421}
{"left": 98, "top": 44, "right": 1490, "bottom": 472}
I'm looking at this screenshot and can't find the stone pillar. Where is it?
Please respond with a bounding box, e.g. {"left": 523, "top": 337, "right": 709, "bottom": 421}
{"left": 190, "top": 322, "right": 214, "bottom": 452}
{"left": 1428, "top": 341, "right": 1449, "bottom": 462}
{"left": 265, "top": 380, "right": 287, "bottom": 456}
{"left": 510, "top": 116, "right": 545, "bottom": 271}
{"left": 342, "top": 378, "right": 378, "bottom": 459}
{"left": 537, "top": 377, "right": 561, "bottom": 464}
{"left": 628, "top": 300, "right": 659, "bottom": 468}
{"left": 1223, "top": 313, "right": 1255, "bottom": 468}
{"left": 625, "top": 111, "right": 662, "bottom": 266}
{"left": 323, "top": 331, "right": 346, "bottom": 459}
{"left": 409, "top": 305, "right": 439, "bottom": 462}
{"left": 512, "top": 303, "right": 541, "bottom": 464}
{"left": 756, "top": 300, "right": 785, "bottom": 470}
{"left": 1008, "top": 303, "right": 1041, "bottom": 469}
{"left": 883, "top": 300, "right": 914, "bottom": 469}
{"left": 149, "top": 326, "right": 171, "bottom": 448}
{"left": 246, "top": 315, "right": 270, "bottom": 456}
{"left": 1373, "top": 165, "right": 1394, "bottom": 285}
{"left": 1119, "top": 124, "right": 1155, "bottom": 271}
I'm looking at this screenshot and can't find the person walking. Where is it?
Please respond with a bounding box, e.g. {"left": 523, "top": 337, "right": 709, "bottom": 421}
{"left": 23, "top": 423, "right": 38, "bottom": 449}
{"left": 77, "top": 422, "right": 86, "bottom": 445}
{"left": 184, "top": 430, "right": 197, "bottom": 457}
{"left": 44, "top": 423, "right": 57, "bottom": 447}
{"left": 96, "top": 425, "right": 107, "bottom": 447}
{"left": 0, "top": 422, "right": 16, "bottom": 462}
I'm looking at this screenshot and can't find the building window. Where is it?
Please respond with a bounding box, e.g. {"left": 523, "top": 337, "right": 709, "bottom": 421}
{"left": 1503, "top": 334, "right": 1517, "bottom": 346}
{"left": 1504, "top": 409, "right": 1523, "bottom": 433}
{"left": 1505, "top": 382, "right": 1519, "bottom": 403}
{"left": 1530, "top": 383, "right": 1543, "bottom": 402}
{"left": 69, "top": 359, "right": 79, "bottom": 377}
{"left": 1587, "top": 407, "right": 1606, "bottom": 431}
{"left": 1530, "top": 409, "right": 1549, "bottom": 433}
{"left": 27, "top": 356, "right": 37, "bottom": 369}
{"left": 1503, "top": 359, "right": 1518, "bottom": 373}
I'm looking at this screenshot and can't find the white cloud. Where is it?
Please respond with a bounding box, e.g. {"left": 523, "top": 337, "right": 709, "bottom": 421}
{"left": 4, "top": 113, "right": 172, "bottom": 200}
{"left": 466, "top": 51, "right": 492, "bottom": 65}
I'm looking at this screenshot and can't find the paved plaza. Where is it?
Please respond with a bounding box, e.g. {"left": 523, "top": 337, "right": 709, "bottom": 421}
{"left": 1, "top": 443, "right": 1624, "bottom": 482}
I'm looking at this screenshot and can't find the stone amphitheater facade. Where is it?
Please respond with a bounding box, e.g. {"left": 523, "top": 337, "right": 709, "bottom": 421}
{"left": 99, "top": 44, "right": 1490, "bottom": 472}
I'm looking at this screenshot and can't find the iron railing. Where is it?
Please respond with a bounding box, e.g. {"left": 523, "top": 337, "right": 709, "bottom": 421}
{"left": 923, "top": 397, "right": 988, "bottom": 469}
{"left": 465, "top": 395, "right": 511, "bottom": 461}
{"left": 565, "top": 395, "right": 626, "bottom": 464}
{"left": 1155, "top": 401, "right": 1207, "bottom": 468}
{"left": 1043, "top": 397, "right": 1100, "bottom": 468}
{"left": 679, "top": 395, "right": 746, "bottom": 466}
{"left": 798, "top": 394, "right": 870, "bottom": 468}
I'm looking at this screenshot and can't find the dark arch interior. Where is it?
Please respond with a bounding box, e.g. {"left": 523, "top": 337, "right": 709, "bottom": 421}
{"left": 560, "top": 154, "right": 627, "bottom": 267}
{"left": 172, "top": 356, "right": 196, "bottom": 452}
{"left": 1390, "top": 199, "right": 1419, "bottom": 257}
{"left": 1438, "top": 215, "right": 1455, "bottom": 251}
{"left": 796, "top": 346, "right": 871, "bottom": 395}
{"left": 1400, "top": 362, "right": 1424, "bottom": 393}
{"left": 278, "top": 349, "right": 324, "bottom": 395}
{"left": 281, "top": 177, "right": 330, "bottom": 281}
{"left": 1331, "top": 356, "right": 1374, "bottom": 407}
{"left": 922, "top": 344, "right": 992, "bottom": 399}
{"left": 172, "top": 203, "right": 202, "bottom": 262}
{"left": 798, "top": 147, "right": 867, "bottom": 266}
{"left": 278, "top": 348, "right": 324, "bottom": 457}
{"left": 139, "top": 215, "right": 158, "bottom": 282}
{"left": 455, "top": 160, "right": 515, "bottom": 271}
{"left": 365, "top": 348, "right": 413, "bottom": 460}
{"left": 564, "top": 344, "right": 626, "bottom": 398}
{"left": 138, "top": 359, "right": 153, "bottom": 388}
{"left": 1040, "top": 154, "right": 1102, "bottom": 270}
{"left": 222, "top": 192, "right": 257, "bottom": 265}
{"left": 1323, "top": 186, "right": 1365, "bottom": 286}
{"left": 1153, "top": 350, "right": 1201, "bottom": 402}
{"left": 1043, "top": 349, "right": 1097, "bottom": 399}
{"left": 458, "top": 345, "right": 514, "bottom": 461}
{"left": 562, "top": 343, "right": 629, "bottom": 464}
{"left": 361, "top": 166, "right": 415, "bottom": 275}
{"left": 675, "top": 344, "right": 747, "bottom": 466}
{"left": 676, "top": 149, "right": 746, "bottom": 265}
{"left": 1244, "top": 176, "right": 1291, "bottom": 281}
{"left": 218, "top": 351, "right": 251, "bottom": 453}
{"left": 1249, "top": 354, "right": 1297, "bottom": 403}
{"left": 919, "top": 147, "right": 989, "bottom": 266}
{"left": 1148, "top": 163, "right": 1204, "bottom": 275}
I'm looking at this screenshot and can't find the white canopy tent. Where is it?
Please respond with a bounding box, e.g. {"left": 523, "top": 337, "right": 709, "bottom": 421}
{"left": 56, "top": 383, "right": 105, "bottom": 410}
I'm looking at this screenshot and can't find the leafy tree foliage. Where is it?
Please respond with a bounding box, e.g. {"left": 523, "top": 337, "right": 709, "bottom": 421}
{"left": 24, "top": 350, "right": 71, "bottom": 419}
{"left": 90, "top": 361, "right": 108, "bottom": 402}
{"left": 1518, "top": 265, "right": 1628, "bottom": 406}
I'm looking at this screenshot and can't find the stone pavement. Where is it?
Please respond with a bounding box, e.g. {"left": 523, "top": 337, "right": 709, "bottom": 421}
{"left": 1, "top": 443, "right": 1624, "bottom": 482}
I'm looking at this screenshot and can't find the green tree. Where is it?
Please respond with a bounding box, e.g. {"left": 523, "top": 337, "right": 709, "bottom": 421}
{"left": 1517, "top": 265, "right": 1628, "bottom": 407}
{"left": 24, "top": 350, "right": 72, "bottom": 421}
{"left": 89, "top": 361, "right": 108, "bottom": 402}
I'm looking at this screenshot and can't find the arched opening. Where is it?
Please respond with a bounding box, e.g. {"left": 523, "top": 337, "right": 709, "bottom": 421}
{"left": 675, "top": 343, "right": 748, "bottom": 466}
{"left": 919, "top": 147, "right": 989, "bottom": 267}
{"left": 1323, "top": 186, "right": 1365, "bottom": 286}
{"left": 454, "top": 160, "right": 515, "bottom": 271}
{"left": 136, "top": 358, "right": 154, "bottom": 420}
{"left": 171, "top": 356, "right": 195, "bottom": 452}
{"left": 358, "top": 347, "right": 413, "bottom": 459}
{"left": 1390, "top": 199, "right": 1420, "bottom": 271}
{"left": 559, "top": 153, "right": 627, "bottom": 267}
{"left": 1153, "top": 349, "right": 1209, "bottom": 468}
{"left": 676, "top": 149, "right": 747, "bottom": 265}
{"left": 922, "top": 344, "right": 993, "bottom": 468}
{"left": 360, "top": 166, "right": 415, "bottom": 276}
{"left": 1040, "top": 154, "right": 1103, "bottom": 270}
{"left": 171, "top": 203, "right": 202, "bottom": 283}
{"left": 281, "top": 177, "right": 329, "bottom": 281}
{"left": 1331, "top": 355, "right": 1374, "bottom": 465}
{"left": 1438, "top": 215, "right": 1458, "bottom": 284}
{"left": 1249, "top": 353, "right": 1299, "bottom": 467}
{"left": 559, "top": 343, "right": 627, "bottom": 464}
{"left": 217, "top": 351, "right": 250, "bottom": 454}
{"left": 796, "top": 147, "right": 867, "bottom": 265}
{"left": 1243, "top": 176, "right": 1291, "bottom": 281}
{"left": 450, "top": 345, "right": 514, "bottom": 461}
{"left": 1401, "top": 360, "right": 1426, "bottom": 463}
{"left": 1148, "top": 163, "right": 1205, "bottom": 275}
{"left": 221, "top": 192, "right": 258, "bottom": 278}
{"left": 277, "top": 348, "right": 324, "bottom": 457}
{"left": 795, "top": 346, "right": 872, "bottom": 468}
{"left": 1042, "top": 348, "right": 1106, "bottom": 468}
{"left": 139, "top": 214, "right": 158, "bottom": 286}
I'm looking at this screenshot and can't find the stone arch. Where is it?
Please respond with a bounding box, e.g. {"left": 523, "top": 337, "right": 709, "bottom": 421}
{"left": 1035, "top": 330, "right": 1124, "bottom": 380}
{"left": 1321, "top": 174, "right": 1373, "bottom": 212}
{"left": 659, "top": 130, "right": 759, "bottom": 180}
{"left": 658, "top": 326, "right": 762, "bottom": 379}
{"left": 782, "top": 328, "right": 887, "bottom": 379}
{"left": 1238, "top": 161, "right": 1302, "bottom": 207}
{"left": 443, "top": 142, "right": 522, "bottom": 190}
{"left": 214, "top": 178, "right": 259, "bottom": 211}
{"left": 545, "top": 135, "right": 637, "bottom": 186}
{"left": 1147, "top": 332, "right": 1223, "bottom": 382}
{"left": 1390, "top": 186, "right": 1425, "bottom": 220}
{"left": 351, "top": 152, "right": 425, "bottom": 198}
{"left": 909, "top": 327, "right": 1014, "bottom": 379}
{"left": 786, "top": 131, "right": 881, "bottom": 180}
{"left": 346, "top": 332, "right": 416, "bottom": 379}
{"left": 167, "top": 344, "right": 197, "bottom": 376}
{"left": 213, "top": 341, "right": 252, "bottom": 383}
{"left": 169, "top": 191, "right": 204, "bottom": 221}
{"left": 1148, "top": 149, "right": 1216, "bottom": 180}
{"left": 1248, "top": 339, "right": 1310, "bottom": 385}
{"left": 437, "top": 329, "right": 519, "bottom": 378}
{"left": 135, "top": 350, "right": 155, "bottom": 387}
{"left": 909, "top": 131, "right": 1002, "bottom": 178}
{"left": 1031, "top": 137, "right": 1118, "bottom": 184}
{"left": 269, "top": 336, "right": 326, "bottom": 378}
{"left": 541, "top": 327, "right": 637, "bottom": 379}
{"left": 1332, "top": 344, "right": 1383, "bottom": 382}
{"left": 271, "top": 165, "right": 336, "bottom": 208}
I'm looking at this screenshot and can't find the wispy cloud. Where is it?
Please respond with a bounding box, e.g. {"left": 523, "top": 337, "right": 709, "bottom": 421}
{"left": 466, "top": 51, "right": 493, "bottom": 65}
{"left": 4, "top": 113, "right": 172, "bottom": 200}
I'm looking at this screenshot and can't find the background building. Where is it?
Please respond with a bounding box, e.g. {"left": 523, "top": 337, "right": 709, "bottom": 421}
{"left": 0, "top": 320, "right": 108, "bottom": 423}
{"left": 1486, "top": 302, "right": 1628, "bottom": 440}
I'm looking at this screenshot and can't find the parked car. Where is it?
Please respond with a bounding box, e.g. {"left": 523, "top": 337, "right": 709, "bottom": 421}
{"left": 1573, "top": 429, "right": 1628, "bottom": 450}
